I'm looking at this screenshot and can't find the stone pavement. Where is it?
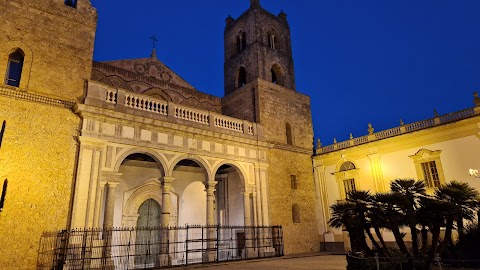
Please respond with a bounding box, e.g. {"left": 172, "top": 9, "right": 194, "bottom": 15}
{"left": 173, "top": 253, "right": 347, "bottom": 270}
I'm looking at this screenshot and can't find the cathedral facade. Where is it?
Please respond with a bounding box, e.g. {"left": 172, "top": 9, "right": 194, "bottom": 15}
{"left": 1, "top": 0, "right": 479, "bottom": 269}
{"left": 0, "top": 1, "right": 319, "bottom": 269}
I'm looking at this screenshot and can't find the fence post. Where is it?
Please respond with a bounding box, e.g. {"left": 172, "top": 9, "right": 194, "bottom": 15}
{"left": 216, "top": 224, "right": 220, "bottom": 262}
{"left": 375, "top": 253, "right": 380, "bottom": 270}
{"left": 185, "top": 225, "right": 189, "bottom": 266}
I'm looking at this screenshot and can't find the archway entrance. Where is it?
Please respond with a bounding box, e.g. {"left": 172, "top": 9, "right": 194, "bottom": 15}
{"left": 215, "top": 164, "right": 245, "bottom": 226}
{"left": 135, "top": 199, "right": 161, "bottom": 266}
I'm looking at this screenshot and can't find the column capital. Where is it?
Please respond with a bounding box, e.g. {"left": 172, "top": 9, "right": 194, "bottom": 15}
{"left": 101, "top": 172, "right": 123, "bottom": 182}
{"left": 205, "top": 180, "right": 218, "bottom": 193}
{"left": 106, "top": 181, "right": 120, "bottom": 188}
{"left": 162, "top": 176, "right": 175, "bottom": 185}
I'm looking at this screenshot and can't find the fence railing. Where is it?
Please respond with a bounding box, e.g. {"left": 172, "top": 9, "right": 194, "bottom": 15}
{"left": 37, "top": 225, "right": 283, "bottom": 270}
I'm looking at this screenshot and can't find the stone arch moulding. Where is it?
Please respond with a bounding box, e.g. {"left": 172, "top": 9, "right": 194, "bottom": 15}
{"left": 167, "top": 154, "right": 212, "bottom": 181}
{"left": 211, "top": 160, "right": 249, "bottom": 186}
{"left": 113, "top": 146, "right": 169, "bottom": 174}
{"left": 122, "top": 178, "right": 179, "bottom": 228}
{"left": 2, "top": 40, "right": 33, "bottom": 90}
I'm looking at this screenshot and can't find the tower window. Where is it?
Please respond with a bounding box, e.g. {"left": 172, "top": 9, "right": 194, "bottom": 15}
{"left": 237, "top": 67, "right": 247, "bottom": 88}
{"left": 268, "top": 33, "right": 276, "bottom": 49}
{"left": 270, "top": 64, "right": 284, "bottom": 86}
{"left": 5, "top": 49, "right": 24, "bottom": 87}
{"left": 64, "top": 0, "right": 77, "bottom": 8}
{"left": 286, "top": 123, "right": 293, "bottom": 145}
{"left": 290, "top": 175, "right": 297, "bottom": 190}
{"left": 237, "top": 31, "right": 247, "bottom": 54}
{"left": 292, "top": 204, "right": 301, "bottom": 223}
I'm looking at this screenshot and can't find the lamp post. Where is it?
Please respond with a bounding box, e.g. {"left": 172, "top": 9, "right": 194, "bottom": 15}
{"left": 469, "top": 168, "right": 479, "bottom": 178}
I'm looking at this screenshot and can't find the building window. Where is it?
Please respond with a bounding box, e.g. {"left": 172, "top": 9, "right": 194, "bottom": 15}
{"left": 291, "top": 175, "right": 297, "bottom": 190}
{"left": 64, "top": 0, "right": 77, "bottom": 8}
{"left": 292, "top": 204, "right": 300, "bottom": 223}
{"left": 268, "top": 33, "right": 276, "bottom": 49}
{"left": 286, "top": 123, "right": 293, "bottom": 145}
{"left": 5, "top": 49, "right": 24, "bottom": 87}
{"left": 340, "top": 161, "right": 355, "bottom": 172}
{"left": 271, "top": 64, "right": 284, "bottom": 86}
{"left": 343, "top": 179, "right": 356, "bottom": 198}
{"left": 237, "top": 31, "right": 247, "bottom": 54}
{"left": 237, "top": 67, "right": 247, "bottom": 88}
{"left": 334, "top": 160, "right": 359, "bottom": 200}
{"left": 421, "top": 161, "right": 440, "bottom": 188}
{"left": 409, "top": 149, "right": 445, "bottom": 191}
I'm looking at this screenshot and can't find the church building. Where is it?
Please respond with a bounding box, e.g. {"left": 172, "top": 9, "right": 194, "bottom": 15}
{"left": 0, "top": 0, "right": 319, "bottom": 269}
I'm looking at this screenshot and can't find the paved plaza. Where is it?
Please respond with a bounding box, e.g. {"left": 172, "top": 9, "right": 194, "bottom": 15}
{"left": 173, "top": 254, "right": 347, "bottom": 270}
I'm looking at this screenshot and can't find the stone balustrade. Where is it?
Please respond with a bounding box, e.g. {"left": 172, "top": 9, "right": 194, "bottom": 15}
{"left": 318, "top": 107, "right": 477, "bottom": 154}
{"left": 85, "top": 81, "right": 259, "bottom": 137}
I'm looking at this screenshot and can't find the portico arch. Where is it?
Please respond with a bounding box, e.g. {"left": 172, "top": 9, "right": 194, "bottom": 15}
{"left": 114, "top": 147, "right": 168, "bottom": 174}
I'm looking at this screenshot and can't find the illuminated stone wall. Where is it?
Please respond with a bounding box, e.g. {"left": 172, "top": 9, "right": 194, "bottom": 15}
{"left": 0, "top": 0, "right": 96, "bottom": 101}
{"left": 0, "top": 93, "right": 80, "bottom": 270}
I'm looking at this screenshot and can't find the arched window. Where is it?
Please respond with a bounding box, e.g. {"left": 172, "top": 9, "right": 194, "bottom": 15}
{"left": 337, "top": 161, "right": 357, "bottom": 199}
{"left": 64, "top": 0, "right": 77, "bottom": 8}
{"left": 271, "top": 64, "right": 284, "bottom": 86}
{"left": 339, "top": 161, "right": 355, "bottom": 171}
{"left": 292, "top": 204, "right": 300, "bottom": 223}
{"left": 237, "top": 67, "right": 247, "bottom": 88}
{"left": 268, "top": 32, "right": 276, "bottom": 49}
{"left": 5, "top": 49, "right": 24, "bottom": 87}
{"left": 286, "top": 123, "right": 293, "bottom": 145}
{"left": 236, "top": 31, "right": 247, "bottom": 54}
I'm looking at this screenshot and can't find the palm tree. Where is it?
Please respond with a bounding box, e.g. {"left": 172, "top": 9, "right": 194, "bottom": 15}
{"left": 329, "top": 201, "right": 370, "bottom": 253}
{"left": 417, "top": 196, "right": 450, "bottom": 260}
{"left": 435, "top": 181, "right": 480, "bottom": 255}
{"left": 390, "top": 179, "right": 426, "bottom": 258}
{"left": 373, "top": 192, "right": 411, "bottom": 257}
{"left": 347, "top": 190, "right": 381, "bottom": 255}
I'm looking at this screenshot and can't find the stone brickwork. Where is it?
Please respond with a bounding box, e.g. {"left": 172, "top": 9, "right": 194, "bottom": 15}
{"left": 0, "top": 92, "right": 80, "bottom": 270}
{"left": 224, "top": 3, "right": 295, "bottom": 95}
{"left": 267, "top": 149, "right": 320, "bottom": 254}
{"left": 0, "top": 0, "right": 97, "bottom": 101}
{"left": 92, "top": 60, "right": 222, "bottom": 113}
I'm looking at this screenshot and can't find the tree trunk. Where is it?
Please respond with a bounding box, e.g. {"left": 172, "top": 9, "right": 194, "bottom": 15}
{"left": 437, "top": 219, "right": 454, "bottom": 256}
{"left": 374, "top": 227, "right": 392, "bottom": 258}
{"left": 391, "top": 227, "right": 410, "bottom": 257}
{"left": 365, "top": 227, "right": 382, "bottom": 255}
{"left": 421, "top": 226, "right": 428, "bottom": 255}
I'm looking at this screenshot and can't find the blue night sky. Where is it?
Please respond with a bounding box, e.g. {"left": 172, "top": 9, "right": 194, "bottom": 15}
{"left": 90, "top": 0, "right": 480, "bottom": 146}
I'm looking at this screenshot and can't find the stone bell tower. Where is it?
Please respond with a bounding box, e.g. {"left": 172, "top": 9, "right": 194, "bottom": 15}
{"left": 223, "top": 0, "right": 296, "bottom": 96}
{"left": 221, "top": 0, "right": 320, "bottom": 255}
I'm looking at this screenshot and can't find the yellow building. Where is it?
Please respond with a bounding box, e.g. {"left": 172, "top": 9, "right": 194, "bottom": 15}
{"left": 313, "top": 95, "right": 480, "bottom": 251}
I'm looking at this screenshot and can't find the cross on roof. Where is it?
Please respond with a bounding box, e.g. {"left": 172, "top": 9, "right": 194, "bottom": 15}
{"left": 150, "top": 35, "right": 158, "bottom": 49}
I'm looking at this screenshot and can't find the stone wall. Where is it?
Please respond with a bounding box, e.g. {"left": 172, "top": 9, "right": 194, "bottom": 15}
{"left": 0, "top": 94, "right": 80, "bottom": 270}
{"left": 267, "top": 149, "right": 320, "bottom": 254}
{"left": 0, "top": 0, "right": 97, "bottom": 101}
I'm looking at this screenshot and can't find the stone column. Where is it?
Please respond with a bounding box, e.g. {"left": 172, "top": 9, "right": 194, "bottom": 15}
{"left": 103, "top": 181, "right": 120, "bottom": 229}
{"left": 205, "top": 181, "right": 218, "bottom": 226}
{"left": 161, "top": 176, "right": 174, "bottom": 227}
{"left": 159, "top": 176, "right": 174, "bottom": 267}
{"left": 205, "top": 180, "right": 217, "bottom": 263}
{"left": 243, "top": 189, "right": 252, "bottom": 226}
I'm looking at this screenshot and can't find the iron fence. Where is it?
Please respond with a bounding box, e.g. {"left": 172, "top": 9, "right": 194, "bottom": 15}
{"left": 37, "top": 225, "right": 283, "bottom": 269}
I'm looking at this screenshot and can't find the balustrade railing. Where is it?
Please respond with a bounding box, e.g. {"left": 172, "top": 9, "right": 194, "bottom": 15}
{"left": 318, "top": 107, "right": 479, "bottom": 154}
{"left": 86, "top": 82, "right": 257, "bottom": 136}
